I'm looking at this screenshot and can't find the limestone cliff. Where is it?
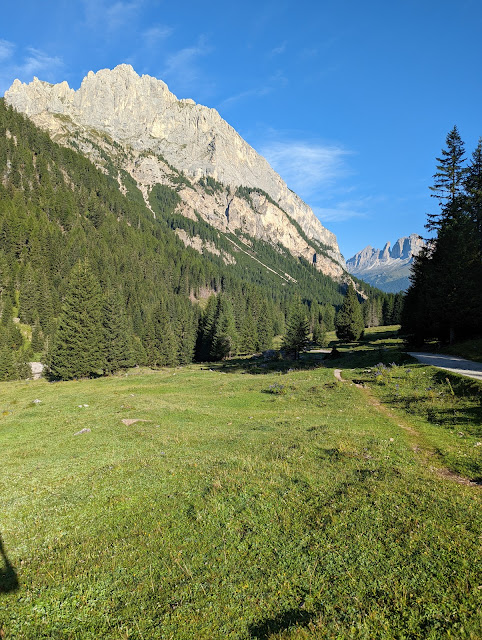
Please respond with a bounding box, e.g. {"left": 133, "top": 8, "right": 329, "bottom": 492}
{"left": 5, "top": 65, "right": 346, "bottom": 280}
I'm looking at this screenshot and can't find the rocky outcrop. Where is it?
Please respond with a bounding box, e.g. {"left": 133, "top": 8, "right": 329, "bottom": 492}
{"left": 5, "top": 65, "right": 346, "bottom": 279}
{"left": 346, "top": 234, "right": 425, "bottom": 292}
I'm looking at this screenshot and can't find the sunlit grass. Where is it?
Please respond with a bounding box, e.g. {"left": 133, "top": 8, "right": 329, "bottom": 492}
{"left": 1, "top": 358, "right": 481, "bottom": 639}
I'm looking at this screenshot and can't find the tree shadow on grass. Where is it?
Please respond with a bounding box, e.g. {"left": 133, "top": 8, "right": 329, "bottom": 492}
{"left": 0, "top": 534, "right": 19, "bottom": 594}
{"left": 248, "top": 608, "right": 315, "bottom": 639}
{"left": 203, "top": 340, "right": 414, "bottom": 376}
{"left": 320, "top": 346, "right": 413, "bottom": 370}
{"left": 205, "top": 353, "right": 329, "bottom": 376}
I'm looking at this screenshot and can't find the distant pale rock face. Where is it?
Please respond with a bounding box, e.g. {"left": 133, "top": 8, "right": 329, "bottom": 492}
{"left": 346, "top": 234, "right": 425, "bottom": 292}
{"left": 5, "top": 65, "right": 346, "bottom": 279}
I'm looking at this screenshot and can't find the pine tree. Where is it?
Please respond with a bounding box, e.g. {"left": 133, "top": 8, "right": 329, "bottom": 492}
{"left": 18, "top": 265, "right": 38, "bottom": 324}
{"left": 312, "top": 320, "right": 326, "bottom": 346}
{"left": 239, "top": 312, "right": 258, "bottom": 354}
{"left": 282, "top": 297, "right": 310, "bottom": 360}
{"left": 404, "top": 129, "right": 482, "bottom": 345}
{"left": 47, "top": 260, "right": 105, "bottom": 380}
{"left": 239, "top": 293, "right": 259, "bottom": 354}
{"left": 1, "top": 295, "right": 14, "bottom": 326}
{"left": 402, "top": 243, "right": 435, "bottom": 344}
{"left": 391, "top": 293, "right": 405, "bottom": 325}
{"left": 464, "top": 138, "right": 482, "bottom": 250}
{"left": 256, "top": 300, "right": 274, "bottom": 351}
{"left": 144, "top": 302, "right": 178, "bottom": 367}
{"left": 103, "top": 290, "right": 134, "bottom": 374}
{"left": 176, "top": 302, "right": 197, "bottom": 365}
{"left": 211, "top": 295, "right": 238, "bottom": 360}
{"left": 30, "top": 320, "right": 45, "bottom": 353}
{"left": 320, "top": 304, "right": 336, "bottom": 331}
{"left": 335, "top": 284, "right": 364, "bottom": 342}
{"left": 382, "top": 296, "right": 395, "bottom": 325}
{"left": 195, "top": 295, "right": 217, "bottom": 361}
{"left": 427, "top": 126, "right": 466, "bottom": 231}
{"left": 0, "top": 343, "right": 15, "bottom": 381}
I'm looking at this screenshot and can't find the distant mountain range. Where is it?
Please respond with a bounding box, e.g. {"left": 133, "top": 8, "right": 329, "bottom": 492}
{"left": 346, "top": 234, "right": 425, "bottom": 293}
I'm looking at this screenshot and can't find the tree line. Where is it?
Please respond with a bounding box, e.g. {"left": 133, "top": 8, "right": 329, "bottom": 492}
{"left": 402, "top": 127, "right": 482, "bottom": 345}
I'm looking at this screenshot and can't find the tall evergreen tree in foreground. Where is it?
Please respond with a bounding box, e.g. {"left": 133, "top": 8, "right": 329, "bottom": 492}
{"left": 282, "top": 297, "right": 310, "bottom": 359}
{"left": 403, "top": 128, "right": 482, "bottom": 344}
{"left": 335, "top": 284, "right": 364, "bottom": 342}
{"left": 47, "top": 260, "right": 105, "bottom": 380}
{"left": 427, "top": 125, "right": 466, "bottom": 231}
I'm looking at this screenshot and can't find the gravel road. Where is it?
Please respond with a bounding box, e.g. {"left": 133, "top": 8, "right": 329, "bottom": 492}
{"left": 407, "top": 352, "right": 482, "bottom": 382}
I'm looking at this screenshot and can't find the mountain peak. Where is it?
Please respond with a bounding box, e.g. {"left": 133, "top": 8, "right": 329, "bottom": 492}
{"left": 346, "top": 234, "right": 425, "bottom": 292}
{"left": 5, "top": 66, "right": 346, "bottom": 279}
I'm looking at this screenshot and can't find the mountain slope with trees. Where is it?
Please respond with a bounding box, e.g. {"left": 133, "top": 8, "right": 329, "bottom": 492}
{"left": 0, "top": 99, "right": 399, "bottom": 379}
{"left": 5, "top": 65, "right": 346, "bottom": 280}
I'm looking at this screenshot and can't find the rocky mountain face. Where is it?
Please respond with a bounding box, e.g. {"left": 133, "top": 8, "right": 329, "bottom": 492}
{"left": 346, "top": 234, "right": 425, "bottom": 292}
{"left": 5, "top": 65, "right": 346, "bottom": 280}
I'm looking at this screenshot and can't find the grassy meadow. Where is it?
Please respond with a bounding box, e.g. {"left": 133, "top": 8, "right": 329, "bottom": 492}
{"left": 1, "top": 328, "right": 481, "bottom": 639}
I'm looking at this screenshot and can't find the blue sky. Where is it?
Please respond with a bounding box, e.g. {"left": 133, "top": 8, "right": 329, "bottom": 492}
{"left": 1, "top": 0, "right": 482, "bottom": 259}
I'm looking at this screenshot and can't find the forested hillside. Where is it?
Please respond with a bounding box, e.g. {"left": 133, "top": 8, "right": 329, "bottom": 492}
{"left": 0, "top": 100, "right": 396, "bottom": 379}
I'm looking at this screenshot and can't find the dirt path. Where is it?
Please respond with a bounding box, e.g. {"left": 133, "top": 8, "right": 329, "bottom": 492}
{"left": 408, "top": 352, "right": 482, "bottom": 382}
{"left": 334, "top": 368, "right": 481, "bottom": 489}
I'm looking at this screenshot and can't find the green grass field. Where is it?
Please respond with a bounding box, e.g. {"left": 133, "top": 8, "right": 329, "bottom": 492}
{"left": 1, "top": 329, "right": 481, "bottom": 639}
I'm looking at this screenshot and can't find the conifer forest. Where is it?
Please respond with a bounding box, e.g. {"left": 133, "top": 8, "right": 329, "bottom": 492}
{"left": 0, "top": 100, "right": 399, "bottom": 380}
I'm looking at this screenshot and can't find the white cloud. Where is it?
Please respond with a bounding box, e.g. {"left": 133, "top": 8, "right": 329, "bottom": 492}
{"left": 313, "top": 194, "right": 386, "bottom": 222}
{"left": 105, "top": 1, "right": 141, "bottom": 30}
{"left": 259, "top": 140, "right": 352, "bottom": 197}
{"left": 313, "top": 205, "right": 366, "bottom": 222}
{"left": 0, "top": 39, "right": 15, "bottom": 63}
{"left": 218, "top": 70, "right": 287, "bottom": 109}
{"left": 82, "top": 0, "right": 142, "bottom": 31}
{"left": 269, "top": 41, "right": 287, "bottom": 56}
{"left": 19, "top": 48, "right": 63, "bottom": 79}
{"left": 143, "top": 25, "right": 173, "bottom": 45}
{"left": 218, "top": 86, "right": 271, "bottom": 109}
{"left": 160, "top": 36, "right": 212, "bottom": 95}
{"left": 0, "top": 45, "right": 64, "bottom": 95}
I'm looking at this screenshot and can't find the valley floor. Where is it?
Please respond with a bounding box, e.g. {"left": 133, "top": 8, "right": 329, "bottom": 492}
{"left": 1, "top": 335, "right": 481, "bottom": 639}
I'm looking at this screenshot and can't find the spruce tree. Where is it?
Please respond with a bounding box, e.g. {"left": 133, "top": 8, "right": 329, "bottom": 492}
{"left": 211, "top": 295, "right": 238, "bottom": 360}
{"left": 464, "top": 138, "right": 482, "bottom": 249}
{"left": 18, "top": 265, "right": 38, "bottom": 324}
{"left": 282, "top": 297, "right": 310, "bottom": 359}
{"left": 239, "top": 312, "right": 257, "bottom": 354}
{"left": 256, "top": 300, "right": 274, "bottom": 351}
{"left": 195, "top": 295, "right": 217, "bottom": 361}
{"left": 335, "top": 284, "right": 364, "bottom": 342}
{"left": 47, "top": 260, "right": 105, "bottom": 380}
{"left": 427, "top": 126, "right": 466, "bottom": 231}
{"left": 1, "top": 296, "right": 14, "bottom": 326}
{"left": 404, "top": 129, "right": 482, "bottom": 345}
{"left": 312, "top": 320, "right": 326, "bottom": 347}
{"left": 0, "top": 343, "right": 15, "bottom": 381}
{"left": 103, "top": 290, "right": 134, "bottom": 374}
{"left": 30, "top": 320, "right": 45, "bottom": 353}
{"left": 144, "top": 302, "right": 178, "bottom": 367}
{"left": 320, "top": 304, "right": 336, "bottom": 331}
{"left": 176, "top": 302, "right": 197, "bottom": 365}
